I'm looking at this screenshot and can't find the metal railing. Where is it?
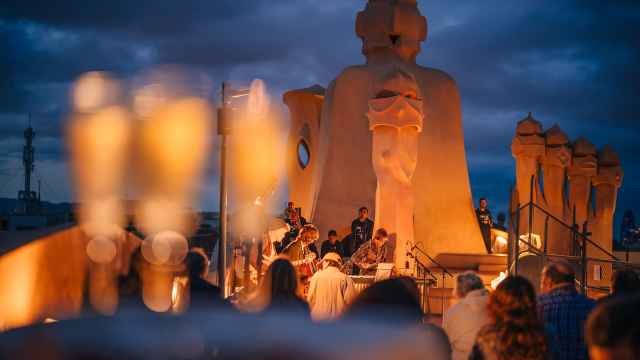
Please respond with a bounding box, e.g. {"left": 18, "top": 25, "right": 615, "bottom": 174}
{"left": 509, "top": 176, "right": 640, "bottom": 294}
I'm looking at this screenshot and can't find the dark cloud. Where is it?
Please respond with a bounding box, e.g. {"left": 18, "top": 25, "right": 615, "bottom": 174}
{"left": 1, "top": 1, "right": 260, "bottom": 38}
{"left": 0, "top": 0, "right": 638, "bottom": 227}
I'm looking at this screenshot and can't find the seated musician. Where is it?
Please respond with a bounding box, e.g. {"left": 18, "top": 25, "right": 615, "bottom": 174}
{"left": 281, "top": 224, "right": 320, "bottom": 279}
{"left": 348, "top": 228, "right": 393, "bottom": 276}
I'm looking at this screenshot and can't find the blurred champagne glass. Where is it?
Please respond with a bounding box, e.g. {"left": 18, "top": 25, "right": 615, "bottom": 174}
{"left": 68, "top": 72, "right": 131, "bottom": 263}
{"left": 132, "top": 67, "right": 212, "bottom": 267}
{"left": 67, "top": 72, "right": 132, "bottom": 314}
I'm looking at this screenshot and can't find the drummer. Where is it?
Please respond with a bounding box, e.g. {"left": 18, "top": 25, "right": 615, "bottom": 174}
{"left": 281, "top": 224, "right": 320, "bottom": 276}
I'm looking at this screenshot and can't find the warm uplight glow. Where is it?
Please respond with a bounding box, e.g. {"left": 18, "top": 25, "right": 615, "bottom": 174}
{"left": 0, "top": 242, "right": 41, "bottom": 330}
{"left": 0, "top": 226, "right": 88, "bottom": 330}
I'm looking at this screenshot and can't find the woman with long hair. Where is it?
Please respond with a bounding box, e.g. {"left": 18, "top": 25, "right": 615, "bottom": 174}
{"left": 245, "top": 257, "right": 309, "bottom": 317}
{"left": 470, "top": 276, "right": 550, "bottom": 360}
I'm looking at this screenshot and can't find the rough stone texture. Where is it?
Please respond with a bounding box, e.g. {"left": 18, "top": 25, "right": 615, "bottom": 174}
{"left": 367, "top": 68, "right": 423, "bottom": 273}
{"left": 511, "top": 114, "right": 623, "bottom": 288}
{"left": 284, "top": 0, "right": 486, "bottom": 265}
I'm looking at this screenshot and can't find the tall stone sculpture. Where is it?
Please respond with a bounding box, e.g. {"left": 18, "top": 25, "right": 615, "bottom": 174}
{"left": 511, "top": 113, "right": 623, "bottom": 288}
{"left": 284, "top": 0, "right": 486, "bottom": 267}
{"left": 367, "top": 68, "right": 423, "bottom": 273}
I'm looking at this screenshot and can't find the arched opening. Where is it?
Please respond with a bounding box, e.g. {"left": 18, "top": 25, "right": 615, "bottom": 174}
{"left": 297, "top": 139, "right": 310, "bottom": 169}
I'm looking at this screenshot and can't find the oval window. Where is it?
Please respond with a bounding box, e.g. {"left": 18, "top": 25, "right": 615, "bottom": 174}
{"left": 297, "top": 140, "right": 310, "bottom": 169}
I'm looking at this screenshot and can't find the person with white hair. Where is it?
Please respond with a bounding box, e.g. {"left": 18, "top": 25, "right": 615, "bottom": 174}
{"left": 307, "top": 252, "right": 356, "bottom": 321}
{"left": 443, "top": 271, "right": 489, "bottom": 360}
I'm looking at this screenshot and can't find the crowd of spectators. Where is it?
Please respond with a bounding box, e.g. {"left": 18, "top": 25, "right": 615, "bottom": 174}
{"left": 6, "top": 201, "right": 639, "bottom": 360}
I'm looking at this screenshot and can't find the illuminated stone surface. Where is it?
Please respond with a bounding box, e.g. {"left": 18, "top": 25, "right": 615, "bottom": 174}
{"left": 511, "top": 115, "right": 622, "bottom": 287}
{"left": 367, "top": 68, "right": 423, "bottom": 273}
{"left": 284, "top": 0, "right": 486, "bottom": 265}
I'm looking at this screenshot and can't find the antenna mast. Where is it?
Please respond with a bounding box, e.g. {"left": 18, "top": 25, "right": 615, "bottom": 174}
{"left": 18, "top": 113, "right": 38, "bottom": 213}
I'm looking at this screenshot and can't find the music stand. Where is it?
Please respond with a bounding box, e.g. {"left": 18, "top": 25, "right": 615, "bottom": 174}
{"left": 375, "top": 263, "right": 395, "bottom": 282}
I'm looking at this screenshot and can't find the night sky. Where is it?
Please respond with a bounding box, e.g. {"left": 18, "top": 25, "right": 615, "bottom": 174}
{"left": 1, "top": 1, "right": 638, "bottom": 232}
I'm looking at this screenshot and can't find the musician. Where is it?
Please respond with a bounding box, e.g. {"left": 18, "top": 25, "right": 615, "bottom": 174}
{"left": 349, "top": 228, "right": 394, "bottom": 276}
{"left": 277, "top": 208, "right": 307, "bottom": 253}
{"left": 281, "top": 224, "right": 320, "bottom": 279}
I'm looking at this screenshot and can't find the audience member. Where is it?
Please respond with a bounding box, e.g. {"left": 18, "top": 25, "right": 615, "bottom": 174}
{"left": 586, "top": 295, "right": 640, "bottom": 360}
{"left": 475, "top": 198, "right": 493, "bottom": 254}
{"left": 349, "top": 228, "right": 394, "bottom": 275}
{"left": 443, "top": 271, "right": 489, "bottom": 360}
{"left": 421, "top": 323, "right": 453, "bottom": 360}
{"left": 116, "top": 248, "right": 146, "bottom": 314}
{"left": 470, "top": 276, "right": 549, "bottom": 360}
{"left": 185, "top": 248, "right": 228, "bottom": 311}
{"left": 350, "top": 206, "right": 374, "bottom": 255}
{"left": 598, "top": 267, "right": 640, "bottom": 304}
{"left": 320, "top": 229, "right": 345, "bottom": 259}
{"left": 538, "top": 259, "right": 594, "bottom": 360}
{"left": 307, "top": 252, "right": 356, "bottom": 321}
{"left": 249, "top": 258, "right": 309, "bottom": 317}
{"left": 344, "top": 276, "right": 423, "bottom": 325}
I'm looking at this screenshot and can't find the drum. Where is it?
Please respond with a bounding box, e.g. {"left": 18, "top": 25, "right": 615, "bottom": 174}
{"left": 297, "top": 261, "right": 317, "bottom": 278}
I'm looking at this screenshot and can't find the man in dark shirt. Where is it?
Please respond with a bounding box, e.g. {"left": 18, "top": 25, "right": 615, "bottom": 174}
{"left": 475, "top": 198, "right": 493, "bottom": 253}
{"left": 538, "top": 259, "right": 595, "bottom": 360}
{"left": 350, "top": 206, "right": 374, "bottom": 255}
{"left": 320, "top": 229, "right": 344, "bottom": 259}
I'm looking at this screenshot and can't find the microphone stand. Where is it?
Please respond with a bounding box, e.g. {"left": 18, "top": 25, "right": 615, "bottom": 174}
{"left": 407, "top": 251, "right": 437, "bottom": 315}
{"left": 412, "top": 245, "right": 453, "bottom": 278}
{"left": 407, "top": 252, "right": 438, "bottom": 283}
{"left": 411, "top": 245, "right": 453, "bottom": 315}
